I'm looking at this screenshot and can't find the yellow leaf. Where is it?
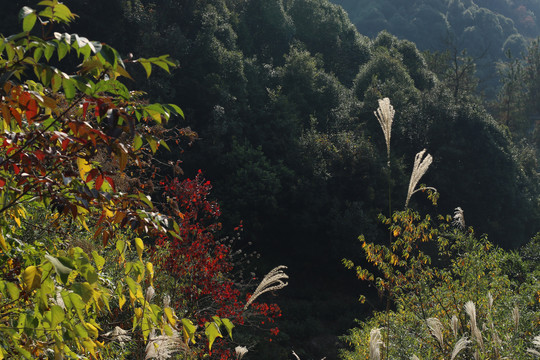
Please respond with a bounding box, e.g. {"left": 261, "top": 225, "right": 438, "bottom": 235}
{"left": 118, "top": 293, "right": 126, "bottom": 310}
{"left": 0, "top": 232, "right": 8, "bottom": 252}
{"left": 164, "top": 307, "right": 176, "bottom": 326}
{"left": 22, "top": 266, "right": 42, "bottom": 291}
{"left": 135, "top": 237, "right": 144, "bottom": 260}
{"left": 146, "top": 262, "right": 154, "bottom": 282}
{"left": 76, "top": 157, "right": 92, "bottom": 181}
{"left": 85, "top": 322, "right": 99, "bottom": 339}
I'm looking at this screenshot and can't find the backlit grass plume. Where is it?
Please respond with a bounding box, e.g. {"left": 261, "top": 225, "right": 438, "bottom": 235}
{"left": 369, "top": 328, "right": 383, "bottom": 360}
{"left": 244, "top": 265, "right": 288, "bottom": 309}
{"left": 405, "top": 149, "right": 435, "bottom": 208}
{"left": 374, "top": 98, "right": 395, "bottom": 164}
{"left": 427, "top": 318, "right": 444, "bottom": 348}
{"left": 527, "top": 335, "right": 540, "bottom": 356}
{"left": 145, "top": 329, "right": 186, "bottom": 360}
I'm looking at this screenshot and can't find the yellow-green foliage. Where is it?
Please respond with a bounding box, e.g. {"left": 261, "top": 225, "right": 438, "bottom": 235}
{"left": 341, "top": 210, "right": 540, "bottom": 360}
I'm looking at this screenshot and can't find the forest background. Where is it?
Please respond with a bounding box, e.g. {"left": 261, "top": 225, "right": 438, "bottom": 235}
{"left": 1, "top": 0, "right": 540, "bottom": 359}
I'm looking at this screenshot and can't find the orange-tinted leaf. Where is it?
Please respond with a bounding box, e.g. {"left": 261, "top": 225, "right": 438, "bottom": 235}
{"left": 82, "top": 101, "right": 90, "bottom": 118}
{"left": 95, "top": 175, "right": 104, "bottom": 190}
{"left": 9, "top": 107, "right": 22, "bottom": 126}
{"left": 61, "top": 138, "right": 70, "bottom": 151}
{"left": 105, "top": 176, "right": 116, "bottom": 192}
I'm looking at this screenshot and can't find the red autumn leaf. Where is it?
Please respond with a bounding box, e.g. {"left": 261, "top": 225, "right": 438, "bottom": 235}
{"left": 95, "top": 174, "right": 104, "bottom": 190}
{"left": 34, "top": 150, "right": 45, "bottom": 161}
{"left": 82, "top": 100, "right": 90, "bottom": 118}
{"left": 105, "top": 176, "right": 116, "bottom": 192}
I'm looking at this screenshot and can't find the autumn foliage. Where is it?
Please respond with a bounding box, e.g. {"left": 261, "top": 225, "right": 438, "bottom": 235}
{"left": 152, "top": 172, "right": 282, "bottom": 358}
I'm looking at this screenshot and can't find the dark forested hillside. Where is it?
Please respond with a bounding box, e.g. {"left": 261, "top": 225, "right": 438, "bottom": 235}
{"left": 2, "top": 0, "right": 539, "bottom": 359}
{"left": 330, "top": 0, "right": 540, "bottom": 97}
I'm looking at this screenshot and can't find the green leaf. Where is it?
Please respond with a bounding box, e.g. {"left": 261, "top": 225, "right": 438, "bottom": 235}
{"left": 53, "top": 3, "right": 74, "bottom": 22}
{"left": 159, "top": 140, "right": 170, "bottom": 151}
{"left": 6, "top": 282, "right": 20, "bottom": 301}
{"left": 91, "top": 251, "right": 105, "bottom": 271}
{"left": 68, "top": 292, "right": 86, "bottom": 321}
{"left": 221, "top": 318, "right": 234, "bottom": 339}
{"left": 116, "top": 240, "right": 126, "bottom": 258}
{"left": 72, "top": 282, "right": 94, "bottom": 303}
{"left": 45, "top": 254, "right": 73, "bottom": 284}
{"left": 44, "top": 43, "right": 55, "bottom": 62}
{"left": 182, "top": 318, "right": 197, "bottom": 344}
{"left": 62, "top": 77, "right": 76, "bottom": 100}
{"left": 140, "top": 61, "right": 152, "bottom": 78}
{"left": 166, "top": 103, "right": 184, "bottom": 118}
{"left": 74, "top": 323, "right": 88, "bottom": 338}
{"left": 138, "top": 192, "right": 154, "bottom": 209}
{"left": 133, "top": 134, "right": 143, "bottom": 151}
{"left": 16, "top": 313, "right": 26, "bottom": 334}
{"left": 145, "top": 136, "right": 158, "bottom": 154}
{"left": 57, "top": 41, "right": 68, "bottom": 60}
{"left": 33, "top": 46, "right": 43, "bottom": 62}
{"left": 44, "top": 304, "right": 64, "bottom": 329}
{"left": 99, "top": 44, "right": 117, "bottom": 67}
{"left": 22, "top": 13, "right": 37, "bottom": 32}
{"left": 205, "top": 322, "right": 222, "bottom": 350}
{"left": 79, "top": 264, "right": 98, "bottom": 284}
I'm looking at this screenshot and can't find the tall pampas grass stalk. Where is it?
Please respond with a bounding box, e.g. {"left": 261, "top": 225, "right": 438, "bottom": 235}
{"left": 464, "top": 301, "right": 477, "bottom": 333}
{"left": 427, "top": 318, "right": 444, "bottom": 348}
{"left": 451, "top": 315, "right": 459, "bottom": 338}
{"left": 405, "top": 149, "right": 435, "bottom": 208}
{"left": 374, "top": 98, "right": 394, "bottom": 165}
{"left": 512, "top": 306, "right": 520, "bottom": 332}
{"left": 369, "top": 328, "right": 383, "bottom": 360}
{"left": 374, "top": 98, "right": 395, "bottom": 360}
{"left": 451, "top": 337, "right": 471, "bottom": 360}
{"left": 453, "top": 207, "right": 465, "bottom": 229}
{"left": 244, "top": 266, "right": 288, "bottom": 309}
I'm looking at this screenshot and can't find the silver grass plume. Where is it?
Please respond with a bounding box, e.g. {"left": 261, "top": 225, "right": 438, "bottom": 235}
{"left": 512, "top": 306, "right": 520, "bottom": 332}
{"left": 374, "top": 98, "right": 394, "bottom": 164}
{"left": 145, "top": 329, "right": 186, "bottom": 360}
{"left": 146, "top": 286, "right": 155, "bottom": 303}
{"left": 465, "top": 301, "right": 484, "bottom": 351}
{"left": 244, "top": 266, "right": 288, "bottom": 309}
{"left": 405, "top": 149, "right": 434, "bottom": 208}
{"left": 235, "top": 346, "right": 248, "bottom": 359}
{"left": 464, "top": 301, "right": 477, "bottom": 333}
{"left": 369, "top": 328, "right": 383, "bottom": 360}
{"left": 103, "top": 326, "right": 131, "bottom": 347}
{"left": 426, "top": 318, "right": 444, "bottom": 348}
{"left": 451, "top": 315, "right": 459, "bottom": 338}
{"left": 453, "top": 207, "right": 465, "bottom": 229}
{"left": 451, "top": 337, "right": 471, "bottom": 360}
{"left": 527, "top": 335, "right": 540, "bottom": 357}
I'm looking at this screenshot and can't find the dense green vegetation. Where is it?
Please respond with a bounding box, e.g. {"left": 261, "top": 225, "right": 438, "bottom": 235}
{"left": 1, "top": 0, "right": 539, "bottom": 359}
{"left": 330, "top": 0, "right": 540, "bottom": 97}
